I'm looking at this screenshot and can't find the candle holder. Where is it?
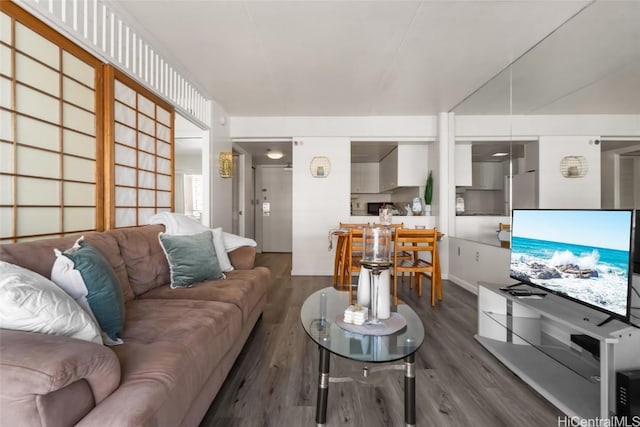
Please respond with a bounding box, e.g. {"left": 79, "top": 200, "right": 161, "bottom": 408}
{"left": 360, "top": 227, "right": 392, "bottom": 326}
{"left": 378, "top": 207, "right": 392, "bottom": 226}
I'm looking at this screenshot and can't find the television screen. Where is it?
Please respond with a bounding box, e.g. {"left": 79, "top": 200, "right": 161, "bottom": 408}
{"left": 510, "top": 209, "right": 633, "bottom": 322}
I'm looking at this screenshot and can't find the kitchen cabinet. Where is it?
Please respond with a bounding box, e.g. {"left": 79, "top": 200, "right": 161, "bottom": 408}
{"left": 379, "top": 148, "right": 398, "bottom": 191}
{"left": 471, "top": 162, "right": 504, "bottom": 190}
{"left": 455, "top": 142, "right": 473, "bottom": 186}
{"left": 379, "top": 144, "right": 428, "bottom": 192}
{"left": 351, "top": 162, "right": 379, "bottom": 193}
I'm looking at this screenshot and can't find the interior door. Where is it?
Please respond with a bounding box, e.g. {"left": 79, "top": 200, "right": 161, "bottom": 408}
{"left": 258, "top": 166, "right": 292, "bottom": 252}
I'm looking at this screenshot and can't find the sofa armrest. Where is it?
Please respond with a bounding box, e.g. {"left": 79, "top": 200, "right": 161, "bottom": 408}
{"left": 0, "top": 329, "right": 121, "bottom": 425}
{"left": 228, "top": 246, "right": 257, "bottom": 270}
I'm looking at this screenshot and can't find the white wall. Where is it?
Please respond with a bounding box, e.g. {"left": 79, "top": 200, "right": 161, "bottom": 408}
{"left": 230, "top": 116, "right": 438, "bottom": 275}
{"left": 456, "top": 114, "right": 640, "bottom": 138}
{"left": 231, "top": 116, "right": 437, "bottom": 138}
{"left": 538, "top": 135, "right": 600, "bottom": 208}
{"left": 175, "top": 153, "right": 202, "bottom": 173}
{"left": 207, "top": 101, "right": 232, "bottom": 230}
{"left": 242, "top": 153, "right": 255, "bottom": 239}
{"left": 292, "top": 137, "right": 351, "bottom": 275}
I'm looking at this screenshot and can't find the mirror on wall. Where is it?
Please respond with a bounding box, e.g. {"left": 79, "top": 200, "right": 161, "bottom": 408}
{"left": 452, "top": 0, "right": 640, "bottom": 247}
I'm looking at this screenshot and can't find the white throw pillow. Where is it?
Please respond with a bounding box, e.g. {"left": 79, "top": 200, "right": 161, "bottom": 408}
{"left": 0, "top": 261, "right": 103, "bottom": 344}
{"left": 211, "top": 228, "right": 234, "bottom": 272}
{"left": 222, "top": 232, "right": 257, "bottom": 252}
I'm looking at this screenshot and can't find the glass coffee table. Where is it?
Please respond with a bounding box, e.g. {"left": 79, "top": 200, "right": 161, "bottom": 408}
{"left": 300, "top": 287, "right": 425, "bottom": 426}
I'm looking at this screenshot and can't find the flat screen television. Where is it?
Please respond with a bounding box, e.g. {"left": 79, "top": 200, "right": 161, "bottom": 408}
{"left": 510, "top": 209, "right": 633, "bottom": 323}
{"left": 634, "top": 210, "right": 639, "bottom": 274}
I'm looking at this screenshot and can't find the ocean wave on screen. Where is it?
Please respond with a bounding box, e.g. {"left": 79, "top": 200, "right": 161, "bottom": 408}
{"left": 548, "top": 249, "right": 599, "bottom": 270}
{"left": 538, "top": 276, "right": 628, "bottom": 315}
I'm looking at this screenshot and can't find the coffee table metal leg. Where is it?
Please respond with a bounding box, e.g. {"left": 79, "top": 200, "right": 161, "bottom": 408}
{"left": 316, "top": 345, "right": 330, "bottom": 426}
{"left": 404, "top": 353, "right": 416, "bottom": 426}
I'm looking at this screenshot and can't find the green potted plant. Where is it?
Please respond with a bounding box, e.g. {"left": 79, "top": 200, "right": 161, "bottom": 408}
{"left": 423, "top": 171, "right": 433, "bottom": 216}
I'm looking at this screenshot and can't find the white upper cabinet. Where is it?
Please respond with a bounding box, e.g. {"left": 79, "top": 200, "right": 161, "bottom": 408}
{"left": 379, "top": 147, "right": 398, "bottom": 192}
{"left": 351, "top": 162, "right": 379, "bottom": 193}
{"left": 379, "top": 144, "right": 429, "bottom": 192}
{"left": 455, "top": 142, "right": 473, "bottom": 186}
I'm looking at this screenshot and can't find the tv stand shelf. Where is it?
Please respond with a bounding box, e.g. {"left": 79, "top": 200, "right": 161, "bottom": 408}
{"left": 475, "top": 282, "right": 640, "bottom": 420}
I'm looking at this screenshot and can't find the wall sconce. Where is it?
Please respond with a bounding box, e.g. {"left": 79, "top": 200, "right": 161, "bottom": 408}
{"left": 219, "top": 152, "right": 233, "bottom": 178}
{"left": 560, "top": 155, "right": 588, "bottom": 178}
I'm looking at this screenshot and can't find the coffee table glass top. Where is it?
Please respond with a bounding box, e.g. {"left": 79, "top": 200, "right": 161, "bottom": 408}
{"left": 300, "top": 287, "right": 424, "bottom": 363}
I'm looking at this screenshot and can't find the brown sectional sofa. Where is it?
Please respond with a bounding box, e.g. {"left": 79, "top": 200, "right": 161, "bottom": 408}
{"left": 0, "top": 224, "right": 270, "bottom": 426}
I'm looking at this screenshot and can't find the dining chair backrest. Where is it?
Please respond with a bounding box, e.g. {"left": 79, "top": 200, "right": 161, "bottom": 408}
{"left": 393, "top": 228, "right": 437, "bottom": 258}
{"left": 392, "top": 227, "right": 439, "bottom": 305}
{"left": 372, "top": 222, "right": 404, "bottom": 229}
{"left": 340, "top": 222, "right": 369, "bottom": 229}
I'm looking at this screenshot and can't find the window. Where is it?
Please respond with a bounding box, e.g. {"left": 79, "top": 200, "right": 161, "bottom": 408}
{"left": 105, "top": 66, "right": 174, "bottom": 228}
{"left": 184, "top": 174, "right": 202, "bottom": 220}
{"left": 0, "top": 3, "right": 103, "bottom": 242}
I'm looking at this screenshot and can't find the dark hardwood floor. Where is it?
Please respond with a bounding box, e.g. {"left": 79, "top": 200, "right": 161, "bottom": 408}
{"left": 200, "top": 253, "right": 562, "bottom": 426}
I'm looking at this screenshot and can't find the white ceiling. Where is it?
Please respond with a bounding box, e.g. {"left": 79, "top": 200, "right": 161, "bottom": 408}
{"left": 156, "top": 1, "right": 640, "bottom": 162}
{"left": 106, "top": 0, "right": 640, "bottom": 117}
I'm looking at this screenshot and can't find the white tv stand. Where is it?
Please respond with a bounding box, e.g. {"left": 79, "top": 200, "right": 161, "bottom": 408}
{"left": 475, "top": 281, "right": 640, "bottom": 420}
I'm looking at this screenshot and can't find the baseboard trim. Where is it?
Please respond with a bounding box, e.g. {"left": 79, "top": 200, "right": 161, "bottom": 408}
{"left": 448, "top": 274, "right": 477, "bottom": 295}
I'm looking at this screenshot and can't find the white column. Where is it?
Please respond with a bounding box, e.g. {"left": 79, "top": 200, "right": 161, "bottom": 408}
{"left": 207, "top": 100, "right": 232, "bottom": 230}
{"left": 437, "top": 112, "right": 455, "bottom": 280}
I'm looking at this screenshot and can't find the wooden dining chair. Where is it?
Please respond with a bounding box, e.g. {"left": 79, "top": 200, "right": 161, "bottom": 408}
{"left": 333, "top": 223, "right": 368, "bottom": 291}
{"left": 346, "top": 226, "right": 365, "bottom": 304}
{"left": 393, "top": 227, "right": 440, "bottom": 306}
{"left": 498, "top": 223, "right": 511, "bottom": 249}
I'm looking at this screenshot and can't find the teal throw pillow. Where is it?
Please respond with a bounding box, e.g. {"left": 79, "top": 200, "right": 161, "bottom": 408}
{"left": 158, "top": 231, "right": 224, "bottom": 289}
{"left": 60, "top": 240, "right": 125, "bottom": 344}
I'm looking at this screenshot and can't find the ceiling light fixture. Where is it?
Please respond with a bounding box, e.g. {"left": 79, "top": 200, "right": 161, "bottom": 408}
{"left": 492, "top": 152, "right": 509, "bottom": 157}
{"left": 266, "top": 149, "right": 284, "bottom": 160}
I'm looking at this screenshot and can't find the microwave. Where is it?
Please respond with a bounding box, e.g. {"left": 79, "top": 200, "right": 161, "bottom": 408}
{"left": 367, "top": 202, "right": 386, "bottom": 216}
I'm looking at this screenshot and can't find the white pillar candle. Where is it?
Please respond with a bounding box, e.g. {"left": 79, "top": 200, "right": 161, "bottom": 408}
{"left": 357, "top": 267, "right": 370, "bottom": 307}
{"left": 377, "top": 269, "right": 391, "bottom": 319}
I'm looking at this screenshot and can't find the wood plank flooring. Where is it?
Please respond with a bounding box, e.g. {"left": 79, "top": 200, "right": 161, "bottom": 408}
{"left": 199, "top": 253, "right": 563, "bottom": 427}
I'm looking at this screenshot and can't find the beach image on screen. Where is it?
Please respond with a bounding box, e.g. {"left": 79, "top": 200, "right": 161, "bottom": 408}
{"left": 510, "top": 210, "right": 632, "bottom": 317}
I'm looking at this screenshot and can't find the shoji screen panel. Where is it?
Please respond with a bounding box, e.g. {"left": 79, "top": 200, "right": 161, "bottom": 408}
{"left": 105, "top": 66, "right": 174, "bottom": 229}
{"left": 0, "top": 3, "right": 103, "bottom": 243}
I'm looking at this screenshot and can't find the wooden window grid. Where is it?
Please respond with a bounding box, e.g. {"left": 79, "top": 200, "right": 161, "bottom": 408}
{"left": 0, "top": 2, "right": 104, "bottom": 242}
{"left": 104, "top": 65, "right": 174, "bottom": 229}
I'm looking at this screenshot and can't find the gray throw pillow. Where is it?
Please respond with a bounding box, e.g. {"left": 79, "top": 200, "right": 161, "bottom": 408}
{"left": 158, "top": 231, "right": 224, "bottom": 288}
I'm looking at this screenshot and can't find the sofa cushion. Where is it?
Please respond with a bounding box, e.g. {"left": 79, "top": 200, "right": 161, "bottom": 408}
{"left": 158, "top": 231, "right": 224, "bottom": 288}
{"left": 0, "top": 261, "right": 103, "bottom": 344}
{"left": 0, "top": 232, "right": 135, "bottom": 303}
{"left": 139, "top": 266, "right": 270, "bottom": 324}
{"left": 106, "top": 225, "right": 171, "bottom": 296}
{"left": 77, "top": 298, "right": 243, "bottom": 426}
{"left": 52, "top": 238, "right": 126, "bottom": 345}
